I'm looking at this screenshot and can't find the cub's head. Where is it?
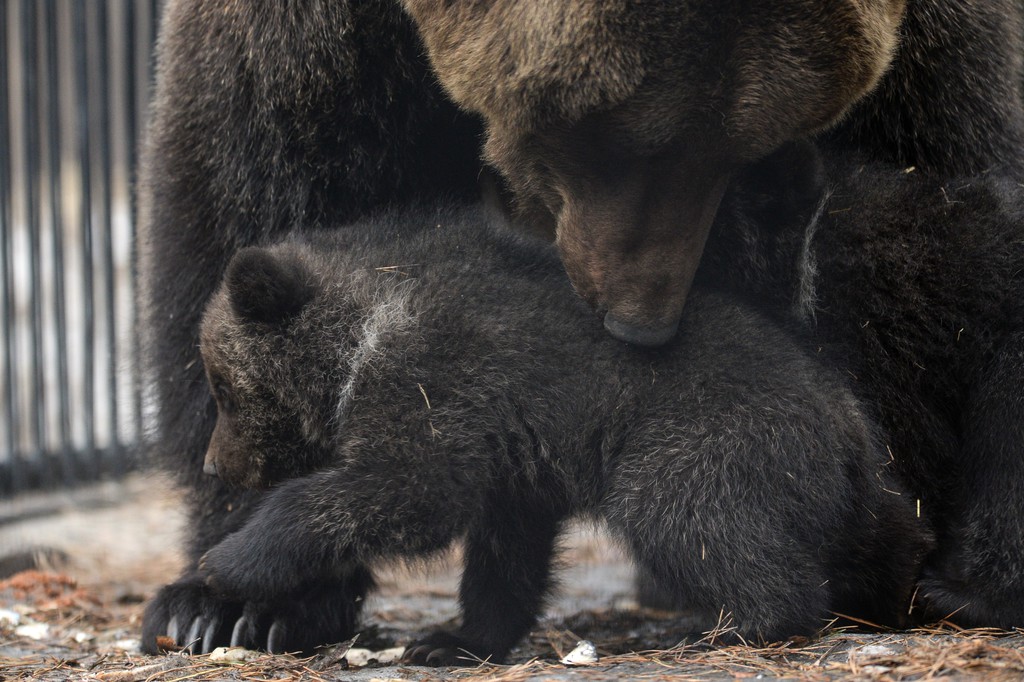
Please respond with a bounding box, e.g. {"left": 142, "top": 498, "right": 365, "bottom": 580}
{"left": 196, "top": 241, "right": 348, "bottom": 485}
{"left": 200, "top": 243, "right": 418, "bottom": 488}
{"left": 199, "top": 246, "right": 330, "bottom": 488}
{"left": 405, "top": 0, "right": 905, "bottom": 345}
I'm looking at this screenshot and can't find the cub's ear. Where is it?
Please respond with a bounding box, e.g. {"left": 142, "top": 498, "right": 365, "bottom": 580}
{"left": 225, "top": 247, "right": 314, "bottom": 325}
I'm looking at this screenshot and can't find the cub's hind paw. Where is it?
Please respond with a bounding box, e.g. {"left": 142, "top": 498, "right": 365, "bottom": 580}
{"left": 403, "top": 631, "right": 496, "bottom": 666}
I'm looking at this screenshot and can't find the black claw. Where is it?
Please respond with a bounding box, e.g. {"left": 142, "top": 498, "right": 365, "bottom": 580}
{"left": 202, "top": 616, "right": 221, "bottom": 654}
{"left": 185, "top": 616, "right": 204, "bottom": 653}
{"left": 267, "top": 620, "right": 286, "bottom": 654}
{"left": 231, "top": 615, "right": 250, "bottom": 648}
{"left": 167, "top": 615, "right": 181, "bottom": 644}
{"left": 425, "top": 649, "right": 450, "bottom": 666}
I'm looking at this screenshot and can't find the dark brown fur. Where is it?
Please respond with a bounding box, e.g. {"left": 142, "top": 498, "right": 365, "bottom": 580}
{"left": 703, "top": 144, "right": 1024, "bottom": 628}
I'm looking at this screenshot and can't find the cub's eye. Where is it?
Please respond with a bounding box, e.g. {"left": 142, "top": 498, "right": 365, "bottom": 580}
{"left": 212, "top": 380, "right": 236, "bottom": 414}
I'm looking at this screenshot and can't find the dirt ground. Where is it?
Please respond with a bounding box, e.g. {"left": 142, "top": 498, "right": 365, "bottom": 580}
{"left": 2, "top": 475, "right": 1023, "bottom": 681}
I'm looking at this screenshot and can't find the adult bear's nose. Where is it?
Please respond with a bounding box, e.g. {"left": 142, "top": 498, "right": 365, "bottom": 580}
{"left": 604, "top": 312, "right": 680, "bottom": 347}
{"left": 552, "top": 148, "right": 732, "bottom": 348}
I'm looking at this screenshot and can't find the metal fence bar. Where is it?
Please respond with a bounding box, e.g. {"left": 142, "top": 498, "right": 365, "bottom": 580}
{"left": 124, "top": 0, "right": 143, "bottom": 453}
{"left": 22, "top": 0, "right": 50, "bottom": 486}
{"left": 43, "top": 0, "right": 73, "bottom": 485}
{"left": 95, "top": 1, "right": 122, "bottom": 475}
{"left": 72, "top": 0, "right": 97, "bottom": 471}
{"left": 1, "top": 1, "right": 19, "bottom": 490}
{"left": 1, "top": 1, "right": 159, "bottom": 496}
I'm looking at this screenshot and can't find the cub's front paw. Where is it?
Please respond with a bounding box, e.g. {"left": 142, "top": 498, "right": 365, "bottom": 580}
{"left": 142, "top": 569, "right": 373, "bottom": 655}
{"left": 403, "top": 631, "right": 500, "bottom": 666}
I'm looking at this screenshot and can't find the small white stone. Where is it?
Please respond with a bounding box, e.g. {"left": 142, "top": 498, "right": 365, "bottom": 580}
{"left": 110, "top": 638, "right": 141, "bottom": 653}
{"left": 344, "top": 648, "right": 374, "bottom": 666}
{"left": 73, "top": 630, "right": 94, "bottom": 644}
{"left": 343, "top": 646, "right": 405, "bottom": 666}
{"left": 0, "top": 609, "right": 21, "bottom": 627}
{"left": 14, "top": 622, "right": 50, "bottom": 640}
{"left": 209, "top": 646, "right": 259, "bottom": 663}
{"left": 560, "top": 640, "right": 599, "bottom": 666}
{"left": 862, "top": 665, "right": 892, "bottom": 674}
{"left": 854, "top": 644, "right": 896, "bottom": 658}
{"left": 371, "top": 647, "right": 406, "bottom": 665}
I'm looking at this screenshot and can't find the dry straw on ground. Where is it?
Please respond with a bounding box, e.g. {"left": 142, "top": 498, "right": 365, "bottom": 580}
{"left": 3, "top": 570, "right": 1024, "bottom": 681}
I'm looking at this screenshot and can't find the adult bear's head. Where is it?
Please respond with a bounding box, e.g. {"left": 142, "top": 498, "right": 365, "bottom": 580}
{"left": 404, "top": 0, "right": 905, "bottom": 346}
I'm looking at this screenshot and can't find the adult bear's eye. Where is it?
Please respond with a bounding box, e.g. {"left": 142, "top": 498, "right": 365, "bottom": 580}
{"left": 212, "top": 380, "right": 236, "bottom": 414}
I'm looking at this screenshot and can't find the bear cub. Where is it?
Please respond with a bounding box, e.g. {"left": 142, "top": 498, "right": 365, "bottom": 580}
{"left": 195, "top": 203, "right": 930, "bottom": 664}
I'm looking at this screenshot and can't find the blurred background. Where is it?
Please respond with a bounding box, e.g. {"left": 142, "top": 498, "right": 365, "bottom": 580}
{"left": 0, "top": 0, "right": 171, "bottom": 588}
{"left": 1, "top": 0, "right": 159, "bottom": 496}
